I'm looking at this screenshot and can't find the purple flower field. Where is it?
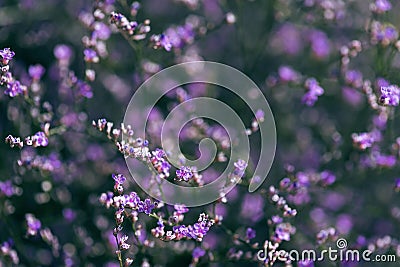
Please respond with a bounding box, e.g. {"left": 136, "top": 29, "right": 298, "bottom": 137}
{"left": 0, "top": 0, "right": 399, "bottom": 266}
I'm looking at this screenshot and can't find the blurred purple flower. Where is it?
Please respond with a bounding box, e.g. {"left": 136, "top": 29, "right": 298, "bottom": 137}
{"left": 298, "top": 259, "right": 314, "bottom": 267}
{"left": 192, "top": 247, "right": 206, "bottom": 259}
{"left": 93, "top": 22, "right": 111, "bottom": 40}
{"left": 62, "top": 208, "right": 77, "bottom": 222}
{"left": 371, "top": 0, "right": 392, "bottom": 13}
{"left": 246, "top": 228, "right": 256, "bottom": 240}
{"left": 308, "top": 30, "right": 330, "bottom": 58}
{"left": 278, "top": 65, "right": 301, "bottom": 83}
{"left": 28, "top": 64, "right": 45, "bottom": 80}
{"left": 0, "top": 180, "right": 14, "bottom": 197}
{"left": 54, "top": 44, "right": 73, "bottom": 61}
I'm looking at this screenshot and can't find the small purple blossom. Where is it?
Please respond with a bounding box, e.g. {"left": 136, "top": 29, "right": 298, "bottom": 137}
{"left": 246, "top": 228, "right": 256, "bottom": 240}
{"left": 112, "top": 174, "right": 126, "bottom": 184}
{"left": 345, "top": 70, "right": 363, "bottom": 88}
{"left": 255, "top": 109, "right": 265, "bottom": 122}
{"left": 32, "top": 131, "right": 49, "bottom": 147}
{"left": 375, "top": 154, "right": 396, "bottom": 167}
{"left": 278, "top": 65, "right": 300, "bottom": 83}
{"left": 0, "top": 48, "right": 15, "bottom": 62}
{"left": 4, "top": 80, "right": 24, "bottom": 97}
{"left": 25, "top": 214, "right": 41, "bottom": 236}
{"left": 176, "top": 166, "right": 193, "bottom": 182}
{"left": 84, "top": 48, "right": 99, "bottom": 63}
{"left": 174, "top": 204, "right": 189, "bottom": 214}
{"left": 62, "top": 208, "right": 77, "bottom": 222}
{"left": 138, "top": 198, "right": 155, "bottom": 215}
{"left": 233, "top": 159, "right": 247, "bottom": 177}
{"left": 298, "top": 259, "right": 315, "bottom": 267}
{"left": 395, "top": 178, "right": 400, "bottom": 192}
{"left": 379, "top": 85, "right": 399, "bottom": 106}
{"left": 0, "top": 180, "right": 14, "bottom": 197}
{"left": 76, "top": 81, "right": 93, "bottom": 98}
{"left": 371, "top": 0, "right": 392, "bottom": 14}
{"left": 351, "top": 132, "right": 376, "bottom": 150}
{"left": 302, "top": 78, "right": 324, "bottom": 106}
{"left": 54, "top": 44, "right": 73, "bottom": 61}
{"left": 151, "top": 34, "right": 172, "bottom": 51}
{"left": 308, "top": 30, "right": 330, "bottom": 58}
{"left": 320, "top": 170, "right": 336, "bottom": 186}
{"left": 192, "top": 247, "right": 206, "bottom": 259}
{"left": 28, "top": 64, "right": 45, "bottom": 80}
{"left": 274, "top": 223, "right": 295, "bottom": 242}
{"left": 93, "top": 22, "right": 111, "bottom": 40}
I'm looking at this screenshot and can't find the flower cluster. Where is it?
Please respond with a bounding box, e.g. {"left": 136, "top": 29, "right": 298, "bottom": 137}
{"left": 110, "top": 12, "right": 150, "bottom": 41}
{"left": 0, "top": 240, "right": 19, "bottom": 265}
{"left": 370, "top": 21, "right": 398, "bottom": 46}
{"left": 152, "top": 213, "right": 214, "bottom": 242}
{"left": 0, "top": 48, "right": 27, "bottom": 97}
{"left": 175, "top": 166, "right": 193, "bottom": 182}
{"left": 302, "top": 78, "right": 324, "bottom": 106}
{"left": 379, "top": 85, "right": 399, "bottom": 106}
{"left": 5, "top": 131, "right": 49, "bottom": 148}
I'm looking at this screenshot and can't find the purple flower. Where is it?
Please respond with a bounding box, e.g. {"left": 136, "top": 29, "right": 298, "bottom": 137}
{"left": 192, "top": 247, "right": 206, "bottom": 259}
{"left": 176, "top": 166, "right": 193, "bottom": 182}
{"left": 152, "top": 148, "right": 166, "bottom": 160}
{"left": 93, "top": 22, "right": 111, "bottom": 40}
{"left": 28, "top": 64, "right": 45, "bottom": 80}
{"left": 375, "top": 154, "right": 396, "bottom": 167}
{"left": 62, "top": 208, "right": 77, "bottom": 222}
{"left": 271, "top": 215, "right": 283, "bottom": 224}
{"left": 384, "top": 26, "right": 398, "bottom": 41}
{"left": 112, "top": 174, "right": 126, "bottom": 184}
{"left": 151, "top": 34, "right": 172, "bottom": 51}
{"left": 255, "top": 109, "right": 265, "bottom": 122}
{"left": 174, "top": 204, "right": 189, "bottom": 214}
{"left": 0, "top": 180, "right": 14, "bottom": 197}
{"left": 84, "top": 48, "right": 99, "bottom": 63}
{"left": 25, "top": 214, "right": 41, "bottom": 236}
{"left": 54, "top": 44, "right": 73, "bottom": 61}
{"left": 138, "top": 198, "right": 155, "bottom": 215}
{"left": 395, "top": 178, "right": 400, "bottom": 192}
{"left": 298, "top": 259, "right": 315, "bottom": 267}
{"left": 308, "top": 30, "right": 330, "bottom": 59}
{"left": 274, "top": 223, "right": 294, "bottom": 242}
{"left": 4, "top": 80, "right": 24, "bottom": 97}
{"left": 376, "top": 77, "right": 390, "bottom": 88}
{"left": 246, "top": 228, "right": 256, "bottom": 240}
{"left": 345, "top": 70, "right": 363, "bottom": 88}
{"left": 233, "top": 159, "right": 247, "bottom": 177}
{"left": 32, "top": 131, "right": 48, "bottom": 147}
{"left": 320, "top": 170, "right": 336, "bottom": 186}
{"left": 0, "top": 48, "right": 15, "bottom": 62}
{"left": 302, "top": 78, "right": 324, "bottom": 106}
{"left": 351, "top": 132, "right": 376, "bottom": 150}
{"left": 379, "top": 85, "right": 399, "bottom": 106}
{"left": 372, "top": 0, "right": 392, "bottom": 13}
{"left": 278, "top": 66, "right": 300, "bottom": 83}
{"left": 76, "top": 81, "right": 93, "bottom": 98}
